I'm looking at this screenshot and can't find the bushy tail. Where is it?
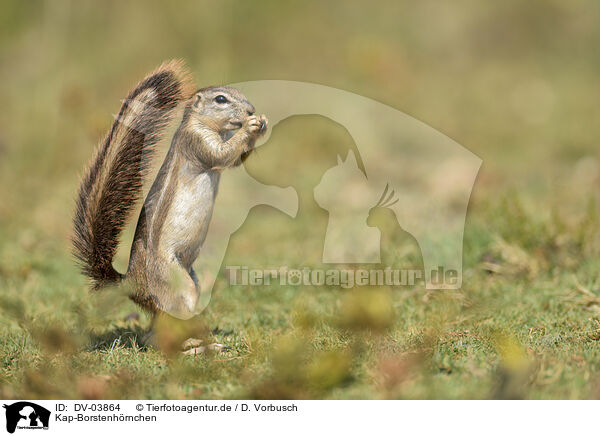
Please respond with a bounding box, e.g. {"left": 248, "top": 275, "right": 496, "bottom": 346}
{"left": 72, "top": 60, "right": 194, "bottom": 289}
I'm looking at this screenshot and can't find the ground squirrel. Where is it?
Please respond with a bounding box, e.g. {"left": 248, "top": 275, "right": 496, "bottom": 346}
{"left": 73, "top": 60, "right": 268, "bottom": 328}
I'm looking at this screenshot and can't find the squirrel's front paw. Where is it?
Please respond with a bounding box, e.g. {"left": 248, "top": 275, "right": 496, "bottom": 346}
{"left": 245, "top": 114, "right": 268, "bottom": 137}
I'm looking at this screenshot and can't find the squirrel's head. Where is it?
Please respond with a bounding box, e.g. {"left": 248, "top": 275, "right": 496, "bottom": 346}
{"left": 189, "top": 86, "right": 255, "bottom": 133}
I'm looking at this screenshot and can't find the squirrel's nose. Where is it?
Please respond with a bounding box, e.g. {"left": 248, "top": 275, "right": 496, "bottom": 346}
{"left": 246, "top": 102, "right": 256, "bottom": 116}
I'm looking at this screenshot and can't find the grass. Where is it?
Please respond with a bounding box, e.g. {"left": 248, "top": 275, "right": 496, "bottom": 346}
{"left": 1, "top": 190, "right": 600, "bottom": 399}
{"left": 2, "top": 0, "right": 600, "bottom": 399}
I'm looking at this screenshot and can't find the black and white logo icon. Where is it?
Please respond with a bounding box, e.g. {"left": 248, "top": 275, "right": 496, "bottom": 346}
{"left": 2, "top": 402, "right": 50, "bottom": 434}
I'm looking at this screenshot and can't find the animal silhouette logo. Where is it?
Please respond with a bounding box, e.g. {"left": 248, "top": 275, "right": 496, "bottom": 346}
{"left": 3, "top": 402, "right": 50, "bottom": 433}
{"left": 227, "top": 81, "right": 480, "bottom": 292}
{"left": 125, "top": 80, "right": 481, "bottom": 318}
{"left": 315, "top": 152, "right": 427, "bottom": 274}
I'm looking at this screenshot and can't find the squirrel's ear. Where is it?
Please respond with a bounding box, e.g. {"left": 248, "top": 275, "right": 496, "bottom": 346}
{"left": 192, "top": 93, "right": 202, "bottom": 109}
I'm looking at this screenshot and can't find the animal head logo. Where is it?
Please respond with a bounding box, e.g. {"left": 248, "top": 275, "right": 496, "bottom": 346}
{"left": 3, "top": 402, "right": 50, "bottom": 434}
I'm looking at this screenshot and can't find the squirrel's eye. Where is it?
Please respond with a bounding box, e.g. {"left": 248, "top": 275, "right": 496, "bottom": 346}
{"left": 215, "top": 95, "right": 228, "bottom": 104}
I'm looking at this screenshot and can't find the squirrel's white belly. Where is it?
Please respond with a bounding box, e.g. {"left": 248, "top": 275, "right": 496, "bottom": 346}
{"left": 161, "top": 169, "right": 220, "bottom": 269}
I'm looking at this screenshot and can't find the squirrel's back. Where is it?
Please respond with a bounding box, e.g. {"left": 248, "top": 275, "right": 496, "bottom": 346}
{"left": 72, "top": 60, "right": 194, "bottom": 289}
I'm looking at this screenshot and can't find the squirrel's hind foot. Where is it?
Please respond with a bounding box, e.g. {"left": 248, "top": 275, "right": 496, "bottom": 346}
{"left": 181, "top": 338, "right": 231, "bottom": 356}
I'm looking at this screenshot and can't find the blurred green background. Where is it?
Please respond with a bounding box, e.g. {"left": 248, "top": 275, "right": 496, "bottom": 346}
{"left": 1, "top": 0, "right": 600, "bottom": 399}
